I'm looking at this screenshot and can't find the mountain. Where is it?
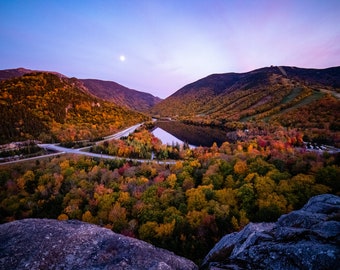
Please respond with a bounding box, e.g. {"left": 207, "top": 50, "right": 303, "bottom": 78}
{"left": 0, "top": 68, "right": 161, "bottom": 112}
{"left": 0, "top": 67, "right": 66, "bottom": 81}
{"left": 0, "top": 68, "right": 33, "bottom": 80}
{"left": 150, "top": 66, "right": 340, "bottom": 146}
{"left": 150, "top": 66, "right": 340, "bottom": 119}
{"left": 0, "top": 72, "right": 149, "bottom": 143}
{"left": 81, "top": 79, "right": 162, "bottom": 112}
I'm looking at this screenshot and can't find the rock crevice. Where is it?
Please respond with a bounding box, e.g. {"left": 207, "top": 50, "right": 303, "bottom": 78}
{"left": 201, "top": 194, "right": 340, "bottom": 270}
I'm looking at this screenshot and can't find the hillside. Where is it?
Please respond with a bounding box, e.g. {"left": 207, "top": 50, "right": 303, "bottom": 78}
{"left": 150, "top": 66, "right": 340, "bottom": 146}
{"left": 150, "top": 66, "right": 340, "bottom": 119}
{"left": 0, "top": 72, "right": 149, "bottom": 143}
{"left": 0, "top": 68, "right": 161, "bottom": 112}
{"left": 81, "top": 79, "right": 162, "bottom": 112}
{"left": 0, "top": 67, "right": 66, "bottom": 81}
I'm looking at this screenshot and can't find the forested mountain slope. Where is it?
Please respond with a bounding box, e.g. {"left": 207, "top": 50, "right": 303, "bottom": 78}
{"left": 0, "top": 72, "right": 149, "bottom": 143}
{"left": 0, "top": 68, "right": 161, "bottom": 112}
{"left": 150, "top": 66, "right": 340, "bottom": 119}
{"left": 0, "top": 67, "right": 66, "bottom": 81}
{"left": 150, "top": 66, "right": 340, "bottom": 147}
{"left": 81, "top": 79, "right": 161, "bottom": 112}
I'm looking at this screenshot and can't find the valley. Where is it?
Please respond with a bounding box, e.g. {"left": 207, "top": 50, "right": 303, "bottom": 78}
{"left": 2, "top": 120, "right": 338, "bottom": 166}
{"left": 0, "top": 66, "right": 339, "bottom": 266}
{"left": 0, "top": 123, "right": 149, "bottom": 165}
{"left": 2, "top": 1, "right": 339, "bottom": 268}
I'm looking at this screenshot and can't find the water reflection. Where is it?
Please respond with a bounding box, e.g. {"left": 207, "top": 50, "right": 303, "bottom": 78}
{"left": 154, "top": 121, "right": 227, "bottom": 147}
{"left": 152, "top": 127, "right": 183, "bottom": 145}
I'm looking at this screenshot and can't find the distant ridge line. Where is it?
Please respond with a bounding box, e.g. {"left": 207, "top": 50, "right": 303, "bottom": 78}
{"left": 278, "top": 66, "right": 287, "bottom": 77}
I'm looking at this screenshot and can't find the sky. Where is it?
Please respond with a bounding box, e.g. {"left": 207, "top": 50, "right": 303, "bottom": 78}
{"left": 1, "top": 0, "right": 339, "bottom": 98}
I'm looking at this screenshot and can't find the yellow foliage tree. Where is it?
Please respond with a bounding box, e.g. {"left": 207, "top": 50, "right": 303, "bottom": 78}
{"left": 186, "top": 209, "right": 209, "bottom": 229}
{"left": 234, "top": 160, "right": 248, "bottom": 175}
{"left": 155, "top": 219, "right": 176, "bottom": 238}
{"left": 186, "top": 185, "right": 213, "bottom": 211}
{"left": 57, "top": 213, "right": 69, "bottom": 221}
{"left": 139, "top": 221, "right": 158, "bottom": 241}
{"left": 166, "top": 173, "right": 177, "bottom": 189}
{"left": 82, "top": 210, "right": 96, "bottom": 223}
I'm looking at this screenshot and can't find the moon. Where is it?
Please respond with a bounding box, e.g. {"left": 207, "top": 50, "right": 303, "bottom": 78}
{"left": 119, "top": 55, "right": 126, "bottom": 62}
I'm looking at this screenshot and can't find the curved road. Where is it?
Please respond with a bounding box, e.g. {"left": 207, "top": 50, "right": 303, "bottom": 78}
{"left": 100, "top": 123, "right": 143, "bottom": 142}
{"left": 1, "top": 123, "right": 175, "bottom": 166}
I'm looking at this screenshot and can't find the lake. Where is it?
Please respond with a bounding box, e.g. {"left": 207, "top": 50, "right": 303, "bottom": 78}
{"left": 152, "top": 127, "right": 185, "bottom": 146}
{"left": 153, "top": 121, "right": 227, "bottom": 147}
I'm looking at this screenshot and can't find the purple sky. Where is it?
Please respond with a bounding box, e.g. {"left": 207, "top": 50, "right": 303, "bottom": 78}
{"left": 1, "top": 0, "right": 339, "bottom": 98}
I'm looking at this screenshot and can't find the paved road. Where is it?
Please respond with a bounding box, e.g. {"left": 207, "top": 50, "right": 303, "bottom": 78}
{"left": 0, "top": 152, "right": 66, "bottom": 166}
{"left": 38, "top": 123, "right": 145, "bottom": 161}
{"left": 1, "top": 123, "right": 175, "bottom": 165}
{"left": 100, "top": 123, "right": 143, "bottom": 142}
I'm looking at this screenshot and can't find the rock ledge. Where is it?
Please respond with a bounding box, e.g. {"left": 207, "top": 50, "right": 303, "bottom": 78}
{"left": 0, "top": 218, "right": 198, "bottom": 270}
{"left": 201, "top": 194, "right": 340, "bottom": 270}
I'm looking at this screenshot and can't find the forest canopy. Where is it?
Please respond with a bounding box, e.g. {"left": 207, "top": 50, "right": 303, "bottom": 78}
{"left": 0, "top": 73, "right": 149, "bottom": 144}
{"left": 1, "top": 134, "right": 338, "bottom": 263}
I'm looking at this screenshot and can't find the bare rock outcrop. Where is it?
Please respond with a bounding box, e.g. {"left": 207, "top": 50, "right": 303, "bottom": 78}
{"left": 201, "top": 194, "right": 340, "bottom": 270}
{"left": 0, "top": 219, "right": 198, "bottom": 270}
